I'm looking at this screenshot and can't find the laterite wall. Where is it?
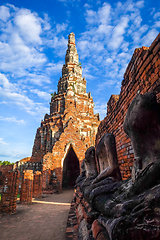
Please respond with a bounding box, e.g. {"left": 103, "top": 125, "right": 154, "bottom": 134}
{"left": 96, "top": 33, "right": 160, "bottom": 180}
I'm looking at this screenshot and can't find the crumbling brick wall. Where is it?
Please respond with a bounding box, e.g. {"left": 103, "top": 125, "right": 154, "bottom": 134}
{"left": 33, "top": 171, "right": 42, "bottom": 198}
{"left": 0, "top": 165, "right": 13, "bottom": 186}
{"left": 42, "top": 169, "right": 51, "bottom": 190}
{"left": 0, "top": 170, "right": 19, "bottom": 213}
{"left": 96, "top": 33, "right": 160, "bottom": 180}
{"left": 20, "top": 170, "right": 34, "bottom": 204}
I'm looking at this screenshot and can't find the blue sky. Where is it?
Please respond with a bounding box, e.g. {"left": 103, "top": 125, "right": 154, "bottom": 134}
{"left": 0, "top": 0, "right": 160, "bottom": 163}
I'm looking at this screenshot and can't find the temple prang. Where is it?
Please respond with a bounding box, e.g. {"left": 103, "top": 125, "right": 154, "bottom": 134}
{"left": 26, "top": 32, "right": 100, "bottom": 190}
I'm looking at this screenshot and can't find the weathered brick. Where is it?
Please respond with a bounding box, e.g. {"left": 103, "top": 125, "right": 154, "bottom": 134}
{"left": 96, "top": 33, "right": 160, "bottom": 180}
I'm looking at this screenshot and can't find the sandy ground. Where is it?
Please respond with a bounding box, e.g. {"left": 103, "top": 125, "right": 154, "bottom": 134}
{"left": 0, "top": 189, "right": 74, "bottom": 240}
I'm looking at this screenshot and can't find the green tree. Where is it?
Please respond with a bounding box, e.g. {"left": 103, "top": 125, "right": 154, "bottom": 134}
{"left": 0, "top": 160, "right": 14, "bottom": 165}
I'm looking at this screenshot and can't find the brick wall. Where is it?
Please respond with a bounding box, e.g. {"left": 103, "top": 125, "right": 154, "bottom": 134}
{"left": 0, "top": 165, "right": 13, "bottom": 174}
{"left": 20, "top": 170, "right": 34, "bottom": 204}
{"left": 96, "top": 33, "right": 160, "bottom": 180}
{"left": 0, "top": 165, "right": 13, "bottom": 187}
{"left": 0, "top": 170, "right": 19, "bottom": 213}
{"left": 42, "top": 169, "right": 51, "bottom": 190}
{"left": 33, "top": 171, "right": 42, "bottom": 198}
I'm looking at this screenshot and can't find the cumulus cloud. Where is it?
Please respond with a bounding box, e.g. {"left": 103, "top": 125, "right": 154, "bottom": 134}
{"left": 14, "top": 9, "right": 42, "bottom": 44}
{"left": 0, "top": 3, "right": 69, "bottom": 121}
{"left": 0, "top": 3, "right": 68, "bottom": 83}
{"left": 108, "top": 16, "right": 129, "bottom": 49}
{"left": 0, "top": 6, "right": 10, "bottom": 22}
{"left": 78, "top": 0, "right": 160, "bottom": 100}
{"left": 99, "top": 3, "right": 111, "bottom": 25}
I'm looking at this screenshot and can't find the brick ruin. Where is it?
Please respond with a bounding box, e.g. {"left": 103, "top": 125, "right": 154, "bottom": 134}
{"left": 0, "top": 33, "right": 159, "bottom": 235}
{"left": 27, "top": 32, "right": 100, "bottom": 190}
{"left": 0, "top": 170, "right": 19, "bottom": 213}
{"left": 0, "top": 32, "right": 100, "bottom": 213}
{"left": 96, "top": 33, "right": 160, "bottom": 180}
{"left": 66, "top": 33, "right": 160, "bottom": 240}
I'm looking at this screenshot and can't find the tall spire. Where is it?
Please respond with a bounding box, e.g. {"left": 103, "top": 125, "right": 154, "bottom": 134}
{"left": 65, "top": 32, "right": 78, "bottom": 65}
{"left": 57, "top": 32, "right": 86, "bottom": 95}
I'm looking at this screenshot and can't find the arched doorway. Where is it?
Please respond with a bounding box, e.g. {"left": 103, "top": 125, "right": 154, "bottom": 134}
{"left": 62, "top": 146, "right": 80, "bottom": 188}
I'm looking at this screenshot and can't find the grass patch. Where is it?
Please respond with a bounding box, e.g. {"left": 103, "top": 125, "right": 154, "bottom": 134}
{"left": 0, "top": 193, "right": 20, "bottom": 201}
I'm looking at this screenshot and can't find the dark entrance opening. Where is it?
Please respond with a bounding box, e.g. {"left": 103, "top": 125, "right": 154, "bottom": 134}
{"left": 62, "top": 146, "right": 80, "bottom": 189}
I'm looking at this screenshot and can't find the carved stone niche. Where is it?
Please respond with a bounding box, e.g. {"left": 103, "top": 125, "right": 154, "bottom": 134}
{"left": 123, "top": 92, "right": 160, "bottom": 181}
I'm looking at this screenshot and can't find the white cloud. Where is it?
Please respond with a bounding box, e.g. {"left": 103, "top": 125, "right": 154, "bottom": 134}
{"left": 98, "top": 80, "right": 117, "bottom": 92}
{"left": 25, "top": 73, "right": 50, "bottom": 85}
{"left": 94, "top": 101, "right": 107, "bottom": 120}
{"left": 108, "top": 16, "right": 129, "bottom": 49}
{"left": 82, "top": 66, "right": 96, "bottom": 80}
{"left": 85, "top": 9, "right": 97, "bottom": 24}
{"left": 46, "top": 62, "right": 63, "bottom": 74}
{"left": 0, "top": 6, "right": 10, "bottom": 22}
{"left": 0, "top": 4, "right": 68, "bottom": 84}
{"left": 42, "top": 13, "right": 51, "bottom": 31}
{"left": 97, "top": 24, "right": 113, "bottom": 36}
{"left": 77, "top": 0, "right": 160, "bottom": 107}
{"left": 30, "top": 89, "right": 51, "bottom": 101}
{"left": 0, "top": 73, "right": 13, "bottom": 89}
{"left": 142, "top": 29, "right": 159, "bottom": 46}
{"left": 105, "top": 58, "right": 113, "bottom": 64}
{"left": 0, "top": 144, "right": 32, "bottom": 162}
{"left": 155, "top": 21, "right": 160, "bottom": 27}
{"left": 84, "top": 3, "right": 91, "bottom": 9}
{"left": 98, "top": 3, "right": 111, "bottom": 25}
{"left": 0, "top": 73, "right": 49, "bottom": 116}
{"left": 135, "top": 1, "right": 144, "bottom": 8}
{"left": 0, "top": 138, "right": 8, "bottom": 145}
{"left": 0, "top": 8, "right": 47, "bottom": 77}
{"left": 0, "top": 116, "right": 25, "bottom": 124}
{"left": 56, "top": 23, "right": 68, "bottom": 33}
{"left": 14, "top": 9, "right": 42, "bottom": 44}
{"left": 154, "top": 12, "right": 160, "bottom": 19}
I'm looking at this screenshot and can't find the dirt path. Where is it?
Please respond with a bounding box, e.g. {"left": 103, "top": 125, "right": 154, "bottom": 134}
{"left": 0, "top": 189, "right": 74, "bottom": 240}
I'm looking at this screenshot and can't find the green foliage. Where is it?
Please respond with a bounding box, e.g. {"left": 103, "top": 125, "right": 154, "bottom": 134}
{"left": 0, "top": 160, "right": 14, "bottom": 165}
{"left": 51, "top": 91, "right": 56, "bottom": 98}
{"left": 78, "top": 62, "right": 82, "bottom": 66}
{"left": 70, "top": 81, "right": 77, "bottom": 95}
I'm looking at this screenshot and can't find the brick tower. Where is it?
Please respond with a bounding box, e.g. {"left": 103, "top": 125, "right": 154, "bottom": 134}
{"left": 30, "top": 33, "right": 100, "bottom": 189}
